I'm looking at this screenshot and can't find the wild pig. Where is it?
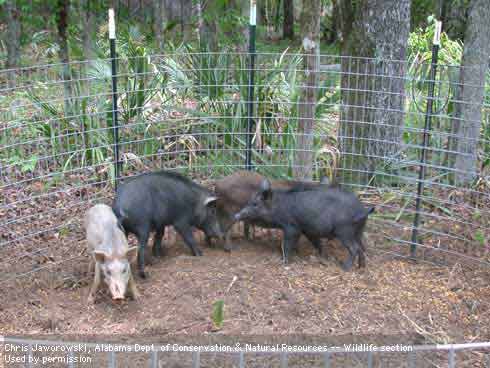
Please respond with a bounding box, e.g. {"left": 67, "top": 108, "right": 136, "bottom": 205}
{"left": 214, "top": 170, "right": 330, "bottom": 251}
{"left": 112, "top": 170, "right": 223, "bottom": 278}
{"left": 85, "top": 204, "right": 139, "bottom": 303}
{"left": 234, "top": 179, "right": 374, "bottom": 270}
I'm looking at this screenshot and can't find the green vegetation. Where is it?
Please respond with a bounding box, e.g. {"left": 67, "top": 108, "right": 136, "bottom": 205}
{"left": 1, "top": 1, "right": 488, "bottom": 190}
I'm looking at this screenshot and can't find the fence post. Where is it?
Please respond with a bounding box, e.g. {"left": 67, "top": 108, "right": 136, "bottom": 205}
{"left": 238, "top": 351, "right": 245, "bottom": 368}
{"left": 280, "top": 352, "right": 288, "bottom": 368}
{"left": 68, "top": 350, "right": 75, "bottom": 368}
{"left": 367, "top": 351, "right": 373, "bottom": 368}
{"left": 410, "top": 19, "right": 442, "bottom": 258}
{"left": 192, "top": 351, "right": 200, "bottom": 368}
{"left": 150, "top": 350, "right": 158, "bottom": 368}
{"left": 27, "top": 344, "right": 33, "bottom": 368}
{"left": 323, "top": 352, "right": 330, "bottom": 368}
{"left": 109, "top": 8, "right": 121, "bottom": 191}
{"left": 408, "top": 350, "right": 416, "bottom": 368}
{"left": 448, "top": 348, "right": 455, "bottom": 368}
{"left": 243, "top": 0, "right": 257, "bottom": 240}
{"left": 245, "top": 0, "right": 256, "bottom": 171}
{"left": 108, "top": 351, "right": 116, "bottom": 368}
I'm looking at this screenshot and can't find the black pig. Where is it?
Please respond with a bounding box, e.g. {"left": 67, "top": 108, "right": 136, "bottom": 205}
{"left": 234, "top": 179, "right": 374, "bottom": 270}
{"left": 113, "top": 171, "right": 223, "bottom": 278}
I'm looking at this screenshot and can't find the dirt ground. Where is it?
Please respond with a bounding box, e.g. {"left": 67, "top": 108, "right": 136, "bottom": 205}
{"left": 1, "top": 175, "right": 490, "bottom": 366}
{"left": 1, "top": 225, "right": 489, "bottom": 339}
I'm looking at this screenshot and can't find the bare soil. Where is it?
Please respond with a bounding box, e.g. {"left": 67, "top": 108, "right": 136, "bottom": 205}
{"left": 1, "top": 226, "right": 489, "bottom": 341}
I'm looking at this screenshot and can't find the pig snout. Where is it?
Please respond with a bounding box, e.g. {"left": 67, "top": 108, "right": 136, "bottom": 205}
{"left": 109, "top": 282, "right": 126, "bottom": 301}
{"left": 234, "top": 209, "right": 248, "bottom": 222}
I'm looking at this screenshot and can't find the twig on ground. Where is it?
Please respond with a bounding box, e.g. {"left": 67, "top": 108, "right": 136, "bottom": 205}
{"left": 226, "top": 275, "right": 238, "bottom": 294}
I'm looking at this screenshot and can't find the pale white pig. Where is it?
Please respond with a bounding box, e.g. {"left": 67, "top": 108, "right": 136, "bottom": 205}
{"left": 85, "top": 204, "right": 139, "bottom": 303}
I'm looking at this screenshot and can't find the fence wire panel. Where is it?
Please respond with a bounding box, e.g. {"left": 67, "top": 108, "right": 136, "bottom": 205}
{"left": 1, "top": 51, "right": 490, "bottom": 285}
{"left": 2, "top": 338, "right": 490, "bottom": 367}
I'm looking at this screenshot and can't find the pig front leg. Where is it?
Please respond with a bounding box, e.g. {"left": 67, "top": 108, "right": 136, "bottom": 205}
{"left": 135, "top": 228, "right": 150, "bottom": 279}
{"left": 175, "top": 223, "right": 203, "bottom": 256}
{"left": 87, "top": 262, "right": 101, "bottom": 304}
{"left": 152, "top": 226, "right": 165, "bottom": 258}
{"left": 338, "top": 236, "right": 357, "bottom": 271}
{"left": 127, "top": 272, "right": 140, "bottom": 300}
{"left": 223, "top": 229, "right": 234, "bottom": 252}
{"left": 222, "top": 216, "right": 237, "bottom": 252}
{"left": 357, "top": 238, "right": 366, "bottom": 268}
{"left": 87, "top": 258, "right": 95, "bottom": 275}
{"left": 281, "top": 227, "right": 301, "bottom": 264}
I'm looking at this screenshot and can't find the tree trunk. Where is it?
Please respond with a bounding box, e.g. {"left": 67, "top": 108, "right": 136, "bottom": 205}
{"left": 5, "top": 0, "right": 21, "bottom": 89}
{"left": 56, "top": 0, "right": 73, "bottom": 116}
{"left": 274, "top": 0, "right": 281, "bottom": 33}
{"left": 327, "top": 0, "right": 340, "bottom": 44}
{"left": 293, "top": 0, "right": 321, "bottom": 180}
{"left": 80, "top": 0, "right": 95, "bottom": 60}
{"left": 449, "top": 0, "right": 490, "bottom": 185}
{"left": 197, "top": 0, "right": 218, "bottom": 52}
{"left": 442, "top": 0, "right": 469, "bottom": 41}
{"left": 338, "top": 0, "right": 411, "bottom": 185}
{"left": 154, "top": 0, "right": 165, "bottom": 51}
{"left": 239, "top": 0, "right": 250, "bottom": 52}
{"left": 283, "top": 0, "right": 294, "bottom": 40}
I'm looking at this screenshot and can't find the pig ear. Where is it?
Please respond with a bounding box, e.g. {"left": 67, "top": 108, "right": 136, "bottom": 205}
{"left": 204, "top": 196, "right": 218, "bottom": 208}
{"left": 126, "top": 246, "right": 138, "bottom": 263}
{"left": 93, "top": 251, "right": 109, "bottom": 263}
{"left": 260, "top": 179, "right": 272, "bottom": 201}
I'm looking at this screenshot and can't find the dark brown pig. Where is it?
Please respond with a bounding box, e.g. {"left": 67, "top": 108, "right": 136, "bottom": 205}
{"left": 214, "top": 170, "right": 330, "bottom": 251}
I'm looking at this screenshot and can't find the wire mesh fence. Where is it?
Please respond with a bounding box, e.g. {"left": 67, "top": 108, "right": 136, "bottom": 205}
{"left": 2, "top": 337, "right": 490, "bottom": 367}
{"left": 1, "top": 50, "right": 489, "bottom": 286}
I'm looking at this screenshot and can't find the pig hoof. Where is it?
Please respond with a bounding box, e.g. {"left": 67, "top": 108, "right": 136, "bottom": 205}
{"left": 341, "top": 262, "right": 353, "bottom": 272}
{"left": 152, "top": 245, "right": 166, "bottom": 257}
{"left": 223, "top": 244, "right": 233, "bottom": 252}
{"left": 139, "top": 271, "right": 148, "bottom": 279}
{"left": 194, "top": 249, "right": 203, "bottom": 256}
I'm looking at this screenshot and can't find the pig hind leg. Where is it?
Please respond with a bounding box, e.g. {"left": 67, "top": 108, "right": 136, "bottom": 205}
{"left": 304, "top": 233, "right": 326, "bottom": 258}
{"left": 152, "top": 226, "right": 166, "bottom": 257}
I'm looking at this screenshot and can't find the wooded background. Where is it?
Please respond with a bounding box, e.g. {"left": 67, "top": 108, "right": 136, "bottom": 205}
{"left": 1, "top": 0, "right": 489, "bottom": 184}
